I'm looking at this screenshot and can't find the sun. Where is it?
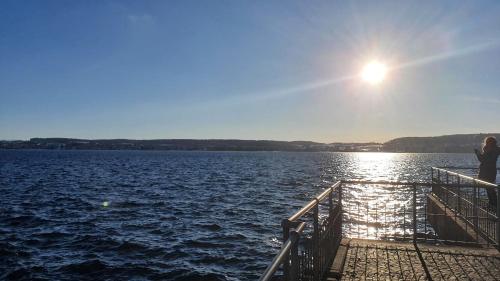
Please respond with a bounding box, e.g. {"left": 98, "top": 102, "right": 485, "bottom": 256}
{"left": 361, "top": 61, "right": 388, "bottom": 85}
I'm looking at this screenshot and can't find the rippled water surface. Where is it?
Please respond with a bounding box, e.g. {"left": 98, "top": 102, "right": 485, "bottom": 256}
{"left": 0, "top": 150, "right": 478, "bottom": 280}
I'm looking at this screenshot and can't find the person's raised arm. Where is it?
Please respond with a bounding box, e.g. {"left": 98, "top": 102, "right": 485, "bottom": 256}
{"left": 475, "top": 148, "right": 484, "bottom": 162}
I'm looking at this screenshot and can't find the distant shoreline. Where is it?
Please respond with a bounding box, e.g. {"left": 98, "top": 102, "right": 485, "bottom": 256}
{"left": 0, "top": 148, "right": 478, "bottom": 154}
{"left": 1, "top": 133, "right": 499, "bottom": 153}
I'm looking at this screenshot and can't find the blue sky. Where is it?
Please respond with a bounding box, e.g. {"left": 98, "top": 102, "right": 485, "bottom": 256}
{"left": 1, "top": 0, "right": 499, "bottom": 142}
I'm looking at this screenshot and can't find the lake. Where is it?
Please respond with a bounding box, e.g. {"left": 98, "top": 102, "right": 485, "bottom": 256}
{"left": 0, "top": 150, "right": 481, "bottom": 280}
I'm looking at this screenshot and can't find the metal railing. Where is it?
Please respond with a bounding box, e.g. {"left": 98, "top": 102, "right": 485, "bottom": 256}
{"left": 436, "top": 167, "right": 500, "bottom": 170}
{"left": 431, "top": 167, "right": 499, "bottom": 246}
{"left": 260, "top": 167, "right": 499, "bottom": 281}
{"left": 341, "top": 180, "right": 426, "bottom": 243}
{"left": 342, "top": 178, "right": 499, "bottom": 247}
{"left": 435, "top": 166, "right": 500, "bottom": 179}
{"left": 259, "top": 181, "right": 342, "bottom": 281}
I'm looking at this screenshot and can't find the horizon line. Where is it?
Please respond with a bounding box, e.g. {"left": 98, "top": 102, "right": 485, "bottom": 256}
{"left": 2, "top": 132, "right": 499, "bottom": 144}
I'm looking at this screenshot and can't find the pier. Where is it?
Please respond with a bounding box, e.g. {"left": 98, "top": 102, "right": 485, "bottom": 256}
{"left": 260, "top": 167, "right": 500, "bottom": 281}
{"left": 340, "top": 239, "right": 499, "bottom": 280}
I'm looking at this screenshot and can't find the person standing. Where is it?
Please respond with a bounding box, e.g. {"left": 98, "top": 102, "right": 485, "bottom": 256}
{"left": 475, "top": 136, "right": 500, "bottom": 209}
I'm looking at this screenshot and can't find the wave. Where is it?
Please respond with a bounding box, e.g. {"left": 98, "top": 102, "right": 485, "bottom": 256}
{"left": 196, "top": 223, "right": 222, "bottom": 231}
{"left": 182, "top": 239, "right": 230, "bottom": 249}
{"left": 116, "top": 240, "right": 148, "bottom": 254}
{"left": 4, "top": 215, "right": 49, "bottom": 228}
{"left": 58, "top": 259, "right": 108, "bottom": 275}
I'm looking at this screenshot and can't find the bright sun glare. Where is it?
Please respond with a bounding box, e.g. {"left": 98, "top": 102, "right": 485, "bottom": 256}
{"left": 361, "top": 61, "right": 388, "bottom": 85}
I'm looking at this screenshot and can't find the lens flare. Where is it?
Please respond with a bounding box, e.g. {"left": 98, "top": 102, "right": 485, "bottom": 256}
{"left": 361, "top": 61, "right": 388, "bottom": 85}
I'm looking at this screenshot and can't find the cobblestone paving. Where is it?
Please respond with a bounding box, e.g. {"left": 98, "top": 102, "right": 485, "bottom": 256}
{"left": 341, "top": 239, "right": 500, "bottom": 280}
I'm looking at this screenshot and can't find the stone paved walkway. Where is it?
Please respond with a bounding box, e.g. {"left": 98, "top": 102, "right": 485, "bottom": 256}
{"left": 341, "top": 239, "right": 500, "bottom": 281}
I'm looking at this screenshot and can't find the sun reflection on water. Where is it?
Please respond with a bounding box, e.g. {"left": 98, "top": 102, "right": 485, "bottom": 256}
{"left": 352, "top": 152, "right": 400, "bottom": 181}
{"left": 343, "top": 153, "right": 428, "bottom": 240}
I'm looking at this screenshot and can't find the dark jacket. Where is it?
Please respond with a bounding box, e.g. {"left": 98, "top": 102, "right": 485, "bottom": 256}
{"left": 476, "top": 147, "right": 500, "bottom": 183}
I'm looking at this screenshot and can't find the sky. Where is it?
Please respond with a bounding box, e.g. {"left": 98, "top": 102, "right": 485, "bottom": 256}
{"left": 1, "top": 0, "right": 500, "bottom": 143}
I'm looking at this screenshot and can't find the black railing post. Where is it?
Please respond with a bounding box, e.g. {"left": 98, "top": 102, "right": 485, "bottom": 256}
{"left": 338, "top": 183, "right": 343, "bottom": 241}
{"left": 329, "top": 189, "right": 333, "bottom": 218}
{"left": 403, "top": 206, "right": 406, "bottom": 239}
{"left": 289, "top": 230, "right": 299, "bottom": 281}
{"left": 413, "top": 184, "right": 417, "bottom": 244}
{"left": 339, "top": 182, "right": 343, "bottom": 220}
{"left": 457, "top": 177, "right": 461, "bottom": 215}
{"left": 367, "top": 203, "right": 369, "bottom": 238}
{"left": 313, "top": 203, "right": 320, "bottom": 281}
{"left": 431, "top": 168, "right": 434, "bottom": 194}
{"left": 282, "top": 219, "right": 291, "bottom": 280}
{"left": 473, "top": 181, "right": 479, "bottom": 242}
{"left": 357, "top": 202, "right": 360, "bottom": 238}
{"left": 497, "top": 184, "right": 500, "bottom": 251}
{"left": 445, "top": 172, "right": 449, "bottom": 204}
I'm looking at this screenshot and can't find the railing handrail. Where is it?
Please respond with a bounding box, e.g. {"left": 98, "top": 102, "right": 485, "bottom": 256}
{"left": 343, "top": 179, "right": 495, "bottom": 190}
{"left": 259, "top": 222, "right": 306, "bottom": 281}
{"left": 432, "top": 167, "right": 499, "bottom": 188}
{"left": 288, "top": 181, "right": 341, "bottom": 222}
{"left": 342, "top": 180, "right": 424, "bottom": 186}
{"left": 436, "top": 166, "right": 500, "bottom": 171}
